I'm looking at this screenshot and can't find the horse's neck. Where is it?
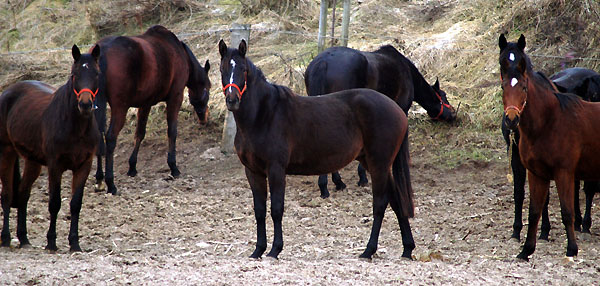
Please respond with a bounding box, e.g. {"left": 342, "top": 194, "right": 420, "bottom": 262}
{"left": 519, "top": 75, "right": 557, "bottom": 136}
{"left": 411, "top": 71, "right": 438, "bottom": 111}
{"left": 46, "top": 86, "right": 93, "bottom": 137}
{"left": 233, "top": 77, "right": 280, "bottom": 131}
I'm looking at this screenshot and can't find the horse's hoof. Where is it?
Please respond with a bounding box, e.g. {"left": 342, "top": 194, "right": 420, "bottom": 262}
{"left": 107, "top": 188, "right": 119, "bottom": 196}
{"left": 320, "top": 192, "right": 330, "bottom": 199}
{"left": 165, "top": 174, "right": 176, "bottom": 181}
{"left": 561, "top": 256, "right": 575, "bottom": 265}
{"left": 70, "top": 245, "right": 83, "bottom": 252}
{"left": 335, "top": 183, "right": 347, "bottom": 191}
{"left": 45, "top": 245, "right": 58, "bottom": 253}
{"left": 94, "top": 182, "right": 106, "bottom": 192}
{"left": 516, "top": 253, "right": 529, "bottom": 262}
{"left": 357, "top": 180, "right": 368, "bottom": 187}
{"left": 126, "top": 169, "right": 137, "bottom": 177}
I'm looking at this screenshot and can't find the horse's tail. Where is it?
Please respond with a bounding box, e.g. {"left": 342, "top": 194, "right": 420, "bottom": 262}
{"left": 392, "top": 130, "right": 414, "bottom": 218}
{"left": 12, "top": 157, "right": 21, "bottom": 199}
{"left": 94, "top": 47, "right": 108, "bottom": 157}
{"left": 305, "top": 60, "right": 328, "bottom": 97}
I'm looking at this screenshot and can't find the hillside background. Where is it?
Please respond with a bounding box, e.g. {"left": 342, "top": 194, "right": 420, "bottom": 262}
{"left": 1, "top": 0, "right": 600, "bottom": 167}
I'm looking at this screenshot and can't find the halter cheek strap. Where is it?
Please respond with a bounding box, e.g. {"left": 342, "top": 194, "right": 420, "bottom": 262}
{"left": 432, "top": 91, "right": 453, "bottom": 120}
{"left": 222, "top": 71, "right": 247, "bottom": 100}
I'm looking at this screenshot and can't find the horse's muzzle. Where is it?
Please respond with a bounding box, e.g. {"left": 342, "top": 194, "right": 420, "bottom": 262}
{"left": 196, "top": 108, "right": 209, "bottom": 125}
{"left": 504, "top": 113, "right": 520, "bottom": 130}
{"left": 78, "top": 101, "right": 94, "bottom": 115}
{"left": 225, "top": 92, "right": 240, "bottom": 111}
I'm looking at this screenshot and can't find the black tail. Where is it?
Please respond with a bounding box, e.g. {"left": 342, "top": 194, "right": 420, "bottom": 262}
{"left": 305, "top": 60, "right": 328, "bottom": 97}
{"left": 94, "top": 49, "right": 108, "bottom": 157}
{"left": 392, "top": 131, "right": 414, "bottom": 218}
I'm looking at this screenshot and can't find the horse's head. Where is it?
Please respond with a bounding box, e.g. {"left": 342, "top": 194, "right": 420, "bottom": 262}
{"left": 71, "top": 44, "right": 100, "bottom": 116}
{"left": 499, "top": 34, "right": 530, "bottom": 131}
{"left": 219, "top": 39, "right": 248, "bottom": 112}
{"left": 183, "top": 42, "right": 211, "bottom": 125}
{"left": 579, "top": 75, "right": 600, "bottom": 102}
{"left": 430, "top": 79, "right": 457, "bottom": 121}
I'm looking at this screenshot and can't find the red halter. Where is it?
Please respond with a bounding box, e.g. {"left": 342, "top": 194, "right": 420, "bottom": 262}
{"left": 432, "top": 91, "right": 453, "bottom": 120}
{"left": 72, "top": 76, "right": 98, "bottom": 100}
{"left": 222, "top": 71, "right": 247, "bottom": 100}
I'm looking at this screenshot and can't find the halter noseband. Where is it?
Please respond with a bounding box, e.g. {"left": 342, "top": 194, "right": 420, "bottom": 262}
{"left": 222, "top": 71, "right": 247, "bottom": 100}
{"left": 432, "top": 91, "right": 453, "bottom": 120}
{"left": 72, "top": 75, "right": 98, "bottom": 100}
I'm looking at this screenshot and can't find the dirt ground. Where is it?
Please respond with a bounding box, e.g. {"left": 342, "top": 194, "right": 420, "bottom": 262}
{"left": 0, "top": 115, "right": 599, "bottom": 286}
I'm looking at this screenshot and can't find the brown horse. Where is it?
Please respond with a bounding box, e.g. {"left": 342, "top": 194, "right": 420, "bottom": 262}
{"left": 0, "top": 45, "right": 101, "bottom": 252}
{"left": 499, "top": 34, "right": 600, "bottom": 260}
{"left": 93, "top": 25, "right": 211, "bottom": 195}
{"left": 219, "top": 39, "right": 415, "bottom": 260}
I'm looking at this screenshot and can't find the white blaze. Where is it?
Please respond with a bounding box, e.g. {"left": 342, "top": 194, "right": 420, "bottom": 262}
{"left": 509, "top": 53, "right": 515, "bottom": 61}
{"left": 82, "top": 63, "right": 89, "bottom": 69}
{"left": 511, "top": 78, "right": 518, "bottom": 87}
{"left": 229, "top": 59, "right": 236, "bottom": 93}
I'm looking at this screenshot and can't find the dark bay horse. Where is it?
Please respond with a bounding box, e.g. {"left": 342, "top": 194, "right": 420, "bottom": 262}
{"left": 219, "top": 39, "right": 415, "bottom": 260}
{"left": 305, "top": 45, "right": 457, "bottom": 198}
{"left": 503, "top": 66, "right": 600, "bottom": 241}
{"left": 94, "top": 25, "right": 211, "bottom": 195}
{"left": 0, "top": 45, "right": 101, "bottom": 251}
{"left": 499, "top": 34, "right": 600, "bottom": 260}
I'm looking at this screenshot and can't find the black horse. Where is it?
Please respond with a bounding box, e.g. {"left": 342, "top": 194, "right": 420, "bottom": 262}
{"left": 305, "top": 45, "right": 457, "bottom": 198}
{"left": 219, "top": 39, "right": 415, "bottom": 260}
{"left": 502, "top": 62, "right": 600, "bottom": 240}
{"left": 0, "top": 45, "right": 100, "bottom": 251}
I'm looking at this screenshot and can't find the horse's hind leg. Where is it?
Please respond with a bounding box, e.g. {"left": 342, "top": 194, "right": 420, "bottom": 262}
{"left": 331, "top": 171, "right": 346, "bottom": 190}
{"left": 166, "top": 98, "right": 182, "bottom": 178}
{"left": 539, "top": 194, "right": 551, "bottom": 241}
{"left": 317, "top": 175, "right": 330, "bottom": 199}
{"left": 359, "top": 171, "right": 390, "bottom": 259}
{"left": 554, "top": 171, "right": 578, "bottom": 258}
{"left": 266, "top": 164, "right": 286, "bottom": 259}
{"left": 0, "top": 150, "right": 17, "bottom": 247}
{"left": 357, "top": 163, "right": 368, "bottom": 187}
{"left": 15, "top": 160, "right": 41, "bottom": 248}
{"left": 127, "top": 106, "right": 151, "bottom": 177}
{"left": 390, "top": 193, "right": 415, "bottom": 259}
{"left": 582, "top": 181, "right": 598, "bottom": 233}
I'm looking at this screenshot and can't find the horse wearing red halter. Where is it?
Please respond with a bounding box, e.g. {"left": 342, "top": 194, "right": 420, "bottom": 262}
{"left": 499, "top": 34, "right": 600, "bottom": 261}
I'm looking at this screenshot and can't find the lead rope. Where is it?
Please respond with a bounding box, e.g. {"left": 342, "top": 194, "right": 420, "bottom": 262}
{"left": 507, "top": 131, "right": 514, "bottom": 183}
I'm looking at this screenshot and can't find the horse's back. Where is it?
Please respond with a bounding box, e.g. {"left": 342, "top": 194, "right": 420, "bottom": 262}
{"left": 305, "top": 46, "right": 369, "bottom": 96}
{"left": 0, "top": 81, "right": 54, "bottom": 162}
{"left": 551, "top": 68, "right": 599, "bottom": 92}
{"left": 97, "top": 26, "right": 188, "bottom": 107}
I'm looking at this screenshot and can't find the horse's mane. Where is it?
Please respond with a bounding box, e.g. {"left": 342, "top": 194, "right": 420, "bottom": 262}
{"left": 44, "top": 80, "right": 80, "bottom": 141}
{"left": 534, "top": 71, "right": 582, "bottom": 111}
{"left": 245, "top": 57, "right": 295, "bottom": 98}
{"left": 373, "top": 45, "right": 413, "bottom": 65}
{"left": 181, "top": 42, "right": 204, "bottom": 83}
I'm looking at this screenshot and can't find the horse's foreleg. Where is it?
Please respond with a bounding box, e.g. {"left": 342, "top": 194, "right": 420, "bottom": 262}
{"left": 554, "top": 171, "right": 578, "bottom": 257}
{"left": 166, "top": 100, "right": 182, "bottom": 178}
{"left": 266, "top": 165, "right": 286, "bottom": 259}
{"left": 68, "top": 158, "right": 92, "bottom": 252}
{"left": 45, "top": 166, "right": 64, "bottom": 252}
{"left": 245, "top": 167, "right": 268, "bottom": 259}
{"left": 510, "top": 142, "right": 526, "bottom": 241}
{"left": 15, "top": 160, "right": 41, "bottom": 248}
{"left": 0, "top": 150, "right": 17, "bottom": 247}
{"left": 360, "top": 172, "right": 390, "bottom": 259}
{"left": 517, "top": 171, "right": 549, "bottom": 261}
{"left": 127, "top": 107, "right": 151, "bottom": 177}
{"left": 94, "top": 99, "right": 107, "bottom": 190}
{"left": 105, "top": 108, "right": 127, "bottom": 195}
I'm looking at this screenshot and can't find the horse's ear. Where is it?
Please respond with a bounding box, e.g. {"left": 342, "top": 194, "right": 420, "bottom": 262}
{"left": 218, "top": 39, "right": 227, "bottom": 58}
{"left": 204, "top": 59, "right": 210, "bottom": 72}
{"left": 517, "top": 34, "right": 526, "bottom": 51}
{"left": 238, "top": 39, "right": 247, "bottom": 58}
{"left": 499, "top": 34, "right": 507, "bottom": 51}
{"left": 72, "top": 44, "right": 81, "bottom": 62}
{"left": 433, "top": 78, "right": 440, "bottom": 90}
{"left": 91, "top": 44, "right": 100, "bottom": 62}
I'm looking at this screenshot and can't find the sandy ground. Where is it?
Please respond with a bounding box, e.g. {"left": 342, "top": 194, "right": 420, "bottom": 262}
{"left": 0, "top": 119, "right": 598, "bottom": 286}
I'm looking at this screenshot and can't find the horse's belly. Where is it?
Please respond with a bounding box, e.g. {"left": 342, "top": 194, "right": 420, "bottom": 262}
{"left": 286, "top": 146, "right": 362, "bottom": 175}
